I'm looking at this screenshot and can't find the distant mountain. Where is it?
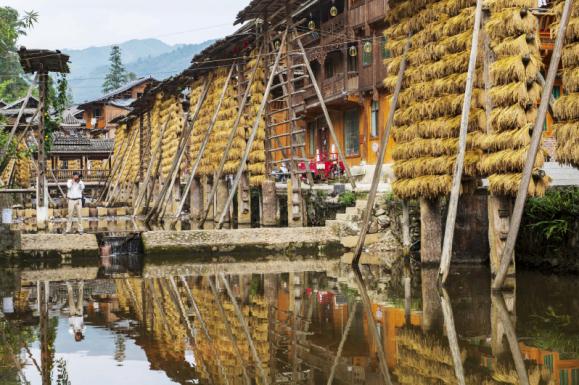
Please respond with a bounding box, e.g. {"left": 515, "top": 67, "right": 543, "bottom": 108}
{"left": 63, "top": 38, "right": 214, "bottom": 103}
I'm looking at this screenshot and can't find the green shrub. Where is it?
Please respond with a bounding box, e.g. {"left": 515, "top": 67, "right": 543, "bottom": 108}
{"left": 338, "top": 191, "right": 356, "bottom": 206}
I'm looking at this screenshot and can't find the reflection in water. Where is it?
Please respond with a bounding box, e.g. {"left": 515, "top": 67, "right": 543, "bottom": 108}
{"left": 0, "top": 259, "right": 577, "bottom": 384}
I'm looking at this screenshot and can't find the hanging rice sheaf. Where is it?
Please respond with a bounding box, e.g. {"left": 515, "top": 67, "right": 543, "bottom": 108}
{"left": 109, "top": 121, "right": 128, "bottom": 182}
{"left": 14, "top": 141, "right": 31, "bottom": 188}
{"left": 553, "top": 1, "right": 579, "bottom": 167}
{"left": 384, "top": 0, "right": 484, "bottom": 200}
{"left": 243, "top": 48, "right": 267, "bottom": 187}
{"left": 122, "top": 118, "right": 141, "bottom": 185}
{"left": 191, "top": 69, "right": 227, "bottom": 177}
{"left": 181, "top": 78, "right": 204, "bottom": 175}
{"left": 0, "top": 158, "right": 16, "bottom": 187}
{"left": 159, "top": 94, "right": 184, "bottom": 180}
{"left": 481, "top": 0, "right": 550, "bottom": 196}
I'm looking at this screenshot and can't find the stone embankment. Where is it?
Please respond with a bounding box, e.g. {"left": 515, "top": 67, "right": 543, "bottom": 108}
{"left": 16, "top": 233, "right": 99, "bottom": 259}
{"left": 142, "top": 227, "right": 343, "bottom": 258}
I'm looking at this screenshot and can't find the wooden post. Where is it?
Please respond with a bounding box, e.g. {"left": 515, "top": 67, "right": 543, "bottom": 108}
{"left": 401, "top": 200, "right": 411, "bottom": 254}
{"left": 439, "top": 0, "right": 484, "bottom": 283}
{"left": 197, "top": 45, "right": 264, "bottom": 228}
{"left": 215, "top": 177, "right": 230, "bottom": 226}
{"left": 420, "top": 198, "right": 442, "bottom": 264}
{"left": 440, "top": 288, "right": 466, "bottom": 385}
{"left": 421, "top": 268, "right": 443, "bottom": 332}
{"left": 326, "top": 302, "right": 358, "bottom": 385}
{"left": 296, "top": 38, "right": 356, "bottom": 190}
{"left": 352, "top": 35, "right": 411, "bottom": 264}
{"left": 492, "top": 293, "right": 530, "bottom": 385}
{"left": 352, "top": 267, "right": 392, "bottom": 385}
{"left": 202, "top": 175, "right": 214, "bottom": 223}
{"left": 190, "top": 177, "right": 203, "bottom": 222}
{"left": 237, "top": 174, "right": 251, "bottom": 226}
{"left": 36, "top": 72, "right": 49, "bottom": 228}
{"left": 261, "top": 179, "right": 278, "bottom": 226}
{"left": 493, "top": 0, "right": 573, "bottom": 289}
{"left": 216, "top": 29, "right": 288, "bottom": 229}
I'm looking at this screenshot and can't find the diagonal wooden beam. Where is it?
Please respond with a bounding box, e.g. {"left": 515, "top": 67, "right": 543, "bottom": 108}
{"left": 145, "top": 74, "right": 214, "bottom": 223}
{"left": 326, "top": 301, "right": 358, "bottom": 385}
{"left": 352, "top": 33, "right": 412, "bottom": 264}
{"left": 197, "top": 45, "right": 265, "bottom": 228}
{"left": 493, "top": 0, "right": 574, "bottom": 289}
{"left": 295, "top": 36, "right": 356, "bottom": 190}
{"left": 440, "top": 288, "right": 466, "bottom": 385}
{"left": 173, "top": 64, "right": 235, "bottom": 221}
{"left": 219, "top": 272, "right": 270, "bottom": 385}
{"left": 352, "top": 267, "right": 392, "bottom": 385}
{"left": 216, "top": 29, "right": 288, "bottom": 229}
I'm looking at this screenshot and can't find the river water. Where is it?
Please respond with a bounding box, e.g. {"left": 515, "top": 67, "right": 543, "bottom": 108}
{"left": 0, "top": 255, "right": 577, "bottom": 385}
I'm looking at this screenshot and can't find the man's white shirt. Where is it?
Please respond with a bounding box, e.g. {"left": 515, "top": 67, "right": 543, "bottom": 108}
{"left": 67, "top": 179, "right": 85, "bottom": 199}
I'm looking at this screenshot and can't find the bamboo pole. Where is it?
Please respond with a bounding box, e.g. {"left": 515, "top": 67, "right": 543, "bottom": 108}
{"left": 207, "top": 276, "right": 252, "bottom": 385}
{"left": 219, "top": 273, "right": 270, "bottom": 385}
{"left": 197, "top": 46, "right": 264, "bottom": 228}
{"left": 492, "top": 293, "right": 530, "bottom": 385}
{"left": 439, "top": 0, "right": 484, "bottom": 283}
{"left": 145, "top": 74, "right": 214, "bottom": 223}
{"left": 98, "top": 123, "right": 134, "bottom": 202}
{"left": 216, "top": 29, "right": 288, "bottom": 229}
{"left": 176, "top": 276, "right": 232, "bottom": 385}
{"left": 106, "top": 127, "right": 140, "bottom": 205}
{"left": 493, "top": 0, "right": 573, "bottom": 289}
{"left": 133, "top": 117, "right": 171, "bottom": 212}
{"left": 0, "top": 75, "right": 38, "bottom": 165}
{"left": 440, "top": 288, "right": 466, "bottom": 385}
{"left": 352, "top": 267, "right": 392, "bottom": 385}
{"left": 352, "top": 35, "right": 411, "bottom": 264}
{"left": 173, "top": 64, "right": 236, "bottom": 222}
{"left": 326, "top": 302, "right": 358, "bottom": 385}
{"left": 296, "top": 37, "right": 356, "bottom": 189}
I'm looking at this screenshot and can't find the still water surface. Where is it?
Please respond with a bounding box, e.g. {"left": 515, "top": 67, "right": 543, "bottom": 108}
{"left": 0, "top": 256, "right": 577, "bottom": 385}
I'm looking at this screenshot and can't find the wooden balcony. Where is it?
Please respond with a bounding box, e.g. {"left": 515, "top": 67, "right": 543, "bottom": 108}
{"left": 31, "top": 169, "right": 110, "bottom": 184}
{"left": 303, "top": 71, "right": 359, "bottom": 107}
{"left": 321, "top": 13, "right": 347, "bottom": 45}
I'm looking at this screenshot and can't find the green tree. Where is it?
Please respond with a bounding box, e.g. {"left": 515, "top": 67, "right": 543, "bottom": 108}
{"left": 102, "top": 45, "right": 130, "bottom": 93}
{"left": 0, "top": 6, "right": 38, "bottom": 103}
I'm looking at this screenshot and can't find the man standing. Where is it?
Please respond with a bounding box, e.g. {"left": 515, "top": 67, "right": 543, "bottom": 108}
{"left": 66, "top": 281, "right": 85, "bottom": 342}
{"left": 65, "top": 172, "right": 84, "bottom": 234}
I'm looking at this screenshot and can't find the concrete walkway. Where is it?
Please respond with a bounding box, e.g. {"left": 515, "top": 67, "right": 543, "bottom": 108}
{"left": 142, "top": 227, "right": 343, "bottom": 258}
{"left": 18, "top": 233, "right": 99, "bottom": 258}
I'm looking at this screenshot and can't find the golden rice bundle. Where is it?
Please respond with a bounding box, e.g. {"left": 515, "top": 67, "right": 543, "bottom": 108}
{"left": 479, "top": 146, "right": 544, "bottom": 174}
{"left": 393, "top": 175, "right": 454, "bottom": 199}
{"left": 553, "top": 120, "right": 579, "bottom": 167}
{"left": 476, "top": 125, "right": 531, "bottom": 151}
{"left": 406, "top": 50, "right": 471, "bottom": 83}
{"left": 490, "top": 54, "right": 540, "bottom": 85}
{"left": 488, "top": 172, "right": 550, "bottom": 197}
{"left": 14, "top": 142, "right": 30, "bottom": 188}
{"left": 489, "top": 104, "right": 530, "bottom": 131}
{"left": 485, "top": 8, "right": 537, "bottom": 41}
{"left": 489, "top": 81, "right": 542, "bottom": 107}
{"left": 484, "top": 0, "right": 536, "bottom": 12}
{"left": 492, "top": 33, "right": 540, "bottom": 59}
{"left": 562, "top": 67, "right": 579, "bottom": 93}
{"left": 562, "top": 42, "right": 579, "bottom": 68}
{"left": 553, "top": 93, "right": 579, "bottom": 120}
{"left": 394, "top": 156, "right": 456, "bottom": 178}
{"left": 398, "top": 72, "right": 473, "bottom": 107}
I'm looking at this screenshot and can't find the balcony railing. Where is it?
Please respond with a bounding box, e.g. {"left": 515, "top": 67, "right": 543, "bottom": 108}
{"left": 32, "top": 169, "right": 111, "bottom": 183}
{"left": 348, "top": 0, "right": 388, "bottom": 27}
{"left": 321, "top": 13, "right": 347, "bottom": 45}
{"left": 303, "top": 71, "right": 359, "bottom": 105}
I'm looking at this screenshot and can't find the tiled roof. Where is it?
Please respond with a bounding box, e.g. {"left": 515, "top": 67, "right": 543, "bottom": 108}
{"left": 78, "top": 77, "right": 157, "bottom": 107}
{"left": 49, "top": 135, "right": 114, "bottom": 154}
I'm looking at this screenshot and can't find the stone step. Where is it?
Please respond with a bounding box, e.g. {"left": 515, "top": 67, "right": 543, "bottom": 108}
{"left": 355, "top": 199, "right": 368, "bottom": 209}
{"left": 345, "top": 206, "right": 362, "bottom": 215}
{"left": 335, "top": 212, "right": 359, "bottom": 222}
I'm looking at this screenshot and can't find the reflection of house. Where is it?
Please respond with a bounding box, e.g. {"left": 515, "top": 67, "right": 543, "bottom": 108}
{"left": 78, "top": 77, "right": 158, "bottom": 137}
{"left": 521, "top": 344, "right": 579, "bottom": 385}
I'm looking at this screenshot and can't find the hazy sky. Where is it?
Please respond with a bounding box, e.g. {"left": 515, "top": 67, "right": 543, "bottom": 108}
{"left": 4, "top": 0, "right": 249, "bottom": 50}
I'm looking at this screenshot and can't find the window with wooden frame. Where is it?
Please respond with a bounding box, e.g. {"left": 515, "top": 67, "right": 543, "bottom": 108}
{"left": 362, "top": 39, "right": 373, "bottom": 67}
{"left": 371, "top": 100, "right": 379, "bottom": 137}
{"left": 308, "top": 121, "right": 316, "bottom": 156}
{"left": 344, "top": 109, "right": 360, "bottom": 156}
{"left": 382, "top": 35, "right": 391, "bottom": 59}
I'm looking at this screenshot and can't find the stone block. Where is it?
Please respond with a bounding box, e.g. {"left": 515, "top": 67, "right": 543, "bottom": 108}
{"left": 116, "top": 207, "right": 127, "bottom": 216}
{"left": 81, "top": 208, "right": 90, "bottom": 217}
{"left": 24, "top": 209, "right": 35, "bottom": 218}
{"left": 97, "top": 207, "right": 108, "bottom": 217}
